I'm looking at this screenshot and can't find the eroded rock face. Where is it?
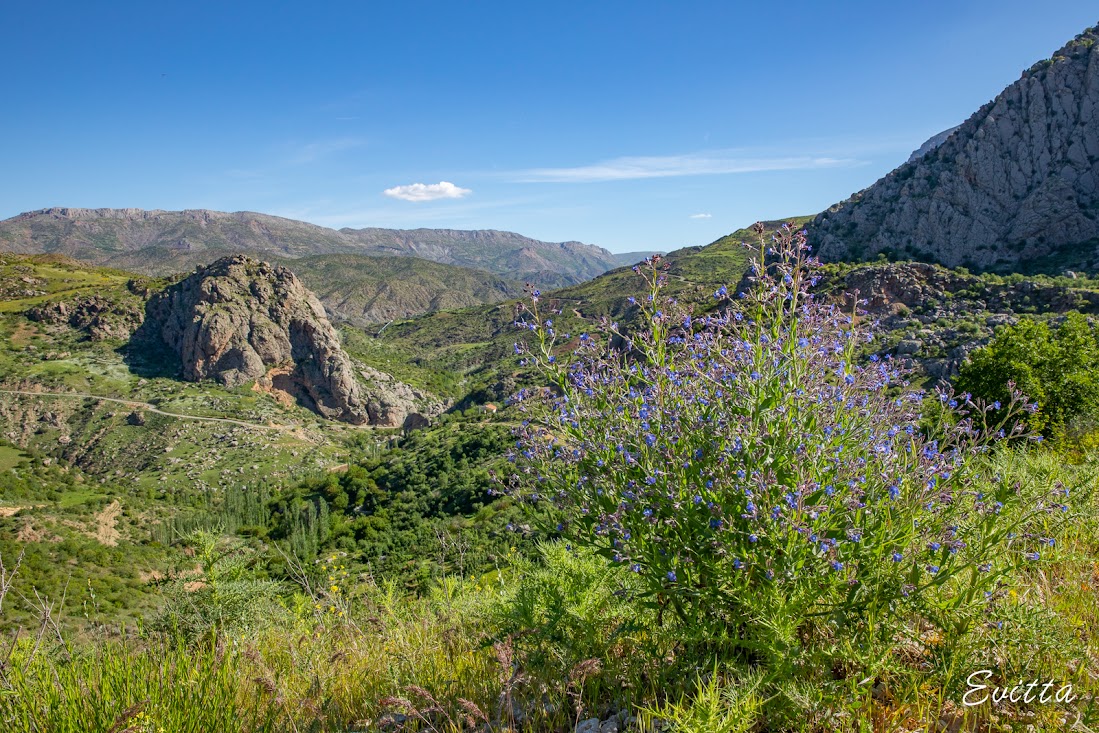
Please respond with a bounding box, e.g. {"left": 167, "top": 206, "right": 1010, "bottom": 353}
{"left": 814, "top": 25, "right": 1099, "bottom": 273}
{"left": 358, "top": 365, "right": 444, "bottom": 428}
{"left": 134, "top": 255, "right": 369, "bottom": 423}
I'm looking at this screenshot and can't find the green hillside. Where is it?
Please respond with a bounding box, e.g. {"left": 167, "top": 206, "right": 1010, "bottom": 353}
{"left": 0, "top": 254, "right": 383, "bottom": 623}
{"left": 367, "top": 218, "right": 815, "bottom": 394}
{"left": 276, "top": 253, "right": 522, "bottom": 325}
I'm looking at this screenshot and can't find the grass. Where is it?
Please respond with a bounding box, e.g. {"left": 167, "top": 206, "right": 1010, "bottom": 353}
{"left": 0, "top": 444, "right": 27, "bottom": 472}
{"left": 53, "top": 488, "right": 110, "bottom": 509}
{"left": 0, "top": 256, "right": 134, "bottom": 313}
{"left": 0, "top": 446, "right": 1095, "bottom": 732}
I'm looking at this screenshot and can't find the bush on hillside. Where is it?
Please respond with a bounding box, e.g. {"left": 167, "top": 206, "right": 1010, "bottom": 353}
{"left": 509, "top": 224, "right": 1055, "bottom": 666}
{"left": 152, "top": 531, "right": 284, "bottom": 642}
{"left": 955, "top": 312, "right": 1099, "bottom": 441}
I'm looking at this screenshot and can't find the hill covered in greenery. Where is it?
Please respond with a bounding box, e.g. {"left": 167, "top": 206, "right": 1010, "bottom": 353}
{"left": 276, "top": 253, "right": 522, "bottom": 325}
{"left": 2, "top": 227, "right": 1097, "bottom": 733}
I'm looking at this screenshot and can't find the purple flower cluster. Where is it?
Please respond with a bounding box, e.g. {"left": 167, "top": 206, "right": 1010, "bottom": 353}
{"left": 507, "top": 224, "right": 1056, "bottom": 633}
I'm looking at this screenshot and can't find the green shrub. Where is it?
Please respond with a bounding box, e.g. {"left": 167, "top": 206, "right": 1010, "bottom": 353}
{"left": 492, "top": 541, "right": 657, "bottom": 693}
{"left": 955, "top": 312, "right": 1099, "bottom": 437}
{"left": 151, "top": 531, "right": 284, "bottom": 642}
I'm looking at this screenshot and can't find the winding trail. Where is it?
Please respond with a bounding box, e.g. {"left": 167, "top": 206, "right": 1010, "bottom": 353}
{"left": 0, "top": 388, "right": 285, "bottom": 431}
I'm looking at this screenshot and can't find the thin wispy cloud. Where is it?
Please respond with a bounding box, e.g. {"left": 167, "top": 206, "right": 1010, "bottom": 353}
{"left": 291, "top": 138, "right": 365, "bottom": 164}
{"left": 383, "top": 181, "right": 472, "bottom": 202}
{"left": 689, "top": 213, "right": 712, "bottom": 219}
{"left": 512, "top": 151, "right": 856, "bottom": 183}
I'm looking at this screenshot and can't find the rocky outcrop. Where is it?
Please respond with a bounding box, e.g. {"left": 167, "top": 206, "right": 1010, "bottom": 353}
{"left": 817, "top": 261, "right": 1099, "bottom": 381}
{"left": 358, "top": 365, "right": 444, "bottom": 428}
{"left": 814, "top": 24, "right": 1099, "bottom": 274}
{"left": 133, "top": 255, "right": 370, "bottom": 424}
{"left": 26, "top": 294, "right": 144, "bottom": 341}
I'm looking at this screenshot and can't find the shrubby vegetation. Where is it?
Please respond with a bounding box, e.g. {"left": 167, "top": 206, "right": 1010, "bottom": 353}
{"left": 511, "top": 226, "right": 1047, "bottom": 652}
{"left": 263, "top": 421, "right": 547, "bottom": 590}
{"left": 957, "top": 312, "right": 1099, "bottom": 445}
{"left": 1, "top": 226, "right": 1097, "bottom": 731}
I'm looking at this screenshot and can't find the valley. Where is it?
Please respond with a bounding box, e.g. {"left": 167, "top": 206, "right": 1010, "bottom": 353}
{"left": 2, "top": 17, "right": 1099, "bottom": 733}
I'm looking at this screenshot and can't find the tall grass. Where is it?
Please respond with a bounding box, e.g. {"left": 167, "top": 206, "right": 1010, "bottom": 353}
{"left": 3, "top": 640, "right": 270, "bottom": 733}
{"left": 0, "top": 467, "right": 1096, "bottom": 733}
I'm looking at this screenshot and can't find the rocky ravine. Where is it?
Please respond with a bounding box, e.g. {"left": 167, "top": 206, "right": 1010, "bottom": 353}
{"left": 133, "top": 255, "right": 437, "bottom": 426}
{"left": 814, "top": 23, "right": 1099, "bottom": 273}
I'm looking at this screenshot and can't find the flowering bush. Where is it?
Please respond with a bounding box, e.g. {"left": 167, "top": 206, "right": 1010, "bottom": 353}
{"left": 507, "top": 224, "right": 1058, "bottom": 660}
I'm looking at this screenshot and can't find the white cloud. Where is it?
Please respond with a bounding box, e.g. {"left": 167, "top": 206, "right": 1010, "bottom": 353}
{"left": 512, "top": 151, "right": 854, "bottom": 183}
{"left": 382, "top": 181, "right": 472, "bottom": 202}
{"left": 689, "top": 213, "right": 712, "bottom": 219}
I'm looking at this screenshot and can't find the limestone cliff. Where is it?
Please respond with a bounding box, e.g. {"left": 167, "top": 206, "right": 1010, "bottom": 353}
{"left": 814, "top": 24, "right": 1099, "bottom": 273}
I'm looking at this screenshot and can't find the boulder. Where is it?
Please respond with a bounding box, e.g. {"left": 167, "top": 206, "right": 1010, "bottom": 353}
{"left": 132, "top": 255, "right": 370, "bottom": 424}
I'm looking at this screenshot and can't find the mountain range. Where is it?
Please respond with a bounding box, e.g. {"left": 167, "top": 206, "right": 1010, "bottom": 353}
{"left": 0, "top": 208, "right": 622, "bottom": 288}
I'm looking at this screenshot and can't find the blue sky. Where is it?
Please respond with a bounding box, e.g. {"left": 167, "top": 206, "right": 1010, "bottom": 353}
{"left": 1, "top": 2, "right": 1096, "bottom": 254}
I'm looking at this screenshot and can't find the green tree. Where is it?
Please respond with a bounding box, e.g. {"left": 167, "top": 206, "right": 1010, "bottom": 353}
{"left": 956, "top": 312, "right": 1099, "bottom": 437}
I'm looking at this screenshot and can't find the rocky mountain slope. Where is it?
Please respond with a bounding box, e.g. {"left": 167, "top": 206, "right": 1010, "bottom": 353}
{"left": 816, "top": 261, "right": 1099, "bottom": 381}
{"left": 613, "top": 250, "right": 666, "bottom": 267}
{"left": 813, "top": 23, "right": 1099, "bottom": 274}
{"left": 0, "top": 207, "right": 618, "bottom": 288}
{"left": 337, "top": 227, "right": 620, "bottom": 288}
{"left": 907, "top": 126, "right": 961, "bottom": 163}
